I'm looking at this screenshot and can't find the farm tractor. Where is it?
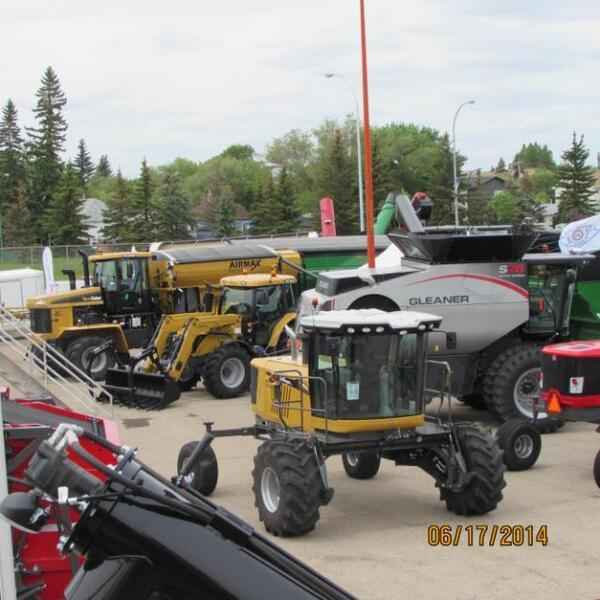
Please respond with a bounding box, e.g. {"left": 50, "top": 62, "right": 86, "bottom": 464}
{"left": 26, "top": 245, "right": 302, "bottom": 381}
{"left": 102, "top": 272, "right": 297, "bottom": 408}
{"left": 175, "top": 309, "right": 508, "bottom": 537}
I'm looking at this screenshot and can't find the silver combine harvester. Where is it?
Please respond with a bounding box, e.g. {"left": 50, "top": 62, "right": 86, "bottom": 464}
{"left": 300, "top": 198, "right": 590, "bottom": 432}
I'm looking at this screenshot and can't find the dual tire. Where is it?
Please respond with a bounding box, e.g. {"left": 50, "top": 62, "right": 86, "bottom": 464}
{"left": 482, "top": 343, "right": 563, "bottom": 433}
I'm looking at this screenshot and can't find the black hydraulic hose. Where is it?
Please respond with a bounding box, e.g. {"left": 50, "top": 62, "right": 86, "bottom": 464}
{"left": 69, "top": 442, "right": 212, "bottom": 524}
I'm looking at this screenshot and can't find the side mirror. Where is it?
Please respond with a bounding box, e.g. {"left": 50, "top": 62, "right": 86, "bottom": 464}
{"left": 0, "top": 492, "right": 47, "bottom": 533}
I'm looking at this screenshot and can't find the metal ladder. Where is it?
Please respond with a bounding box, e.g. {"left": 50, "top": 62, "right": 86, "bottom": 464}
{"left": 0, "top": 305, "right": 113, "bottom": 417}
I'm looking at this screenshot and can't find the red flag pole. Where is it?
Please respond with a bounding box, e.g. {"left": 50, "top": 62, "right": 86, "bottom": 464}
{"left": 359, "top": 0, "right": 376, "bottom": 269}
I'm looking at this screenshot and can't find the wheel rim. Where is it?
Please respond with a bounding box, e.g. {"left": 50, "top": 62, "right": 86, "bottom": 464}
{"left": 345, "top": 452, "right": 359, "bottom": 467}
{"left": 220, "top": 357, "right": 245, "bottom": 389}
{"left": 81, "top": 347, "right": 108, "bottom": 376}
{"left": 261, "top": 467, "right": 281, "bottom": 513}
{"left": 513, "top": 367, "right": 546, "bottom": 419}
{"left": 513, "top": 433, "right": 534, "bottom": 459}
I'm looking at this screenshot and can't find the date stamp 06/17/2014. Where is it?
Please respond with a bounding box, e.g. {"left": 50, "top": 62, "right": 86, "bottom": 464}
{"left": 427, "top": 524, "right": 549, "bottom": 547}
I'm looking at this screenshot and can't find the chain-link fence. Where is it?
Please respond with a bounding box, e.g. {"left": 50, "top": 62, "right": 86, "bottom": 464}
{"left": 0, "top": 243, "right": 152, "bottom": 279}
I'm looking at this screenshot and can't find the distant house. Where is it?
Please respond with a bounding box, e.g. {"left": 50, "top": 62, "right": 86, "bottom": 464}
{"left": 191, "top": 198, "right": 254, "bottom": 239}
{"left": 463, "top": 170, "right": 510, "bottom": 198}
{"left": 81, "top": 198, "right": 107, "bottom": 244}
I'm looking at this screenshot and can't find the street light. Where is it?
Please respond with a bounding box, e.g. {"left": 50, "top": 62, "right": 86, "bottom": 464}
{"left": 324, "top": 73, "right": 365, "bottom": 232}
{"left": 452, "top": 99, "right": 475, "bottom": 227}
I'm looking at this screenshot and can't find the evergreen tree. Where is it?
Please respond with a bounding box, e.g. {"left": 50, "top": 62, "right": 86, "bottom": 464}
{"left": 212, "top": 187, "right": 236, "bottom": 237}
{"left": 27, "top": 66, "right": 68, "bottom": 240}
{"left": 557, "top": 132, "right": 596, "bottom": 222}
{"left": 496, "top": 157, "right": 506, "bottom": 172}
{"left": 74, "top": 138, "right": 95, "bottom": 190}
{"left": 372, "top": 134, "right": 392, "bottom": 212}
{"left": 155, "top": 170, "right": 192, "bottom": 239}
{"left": 272, "top": 167, "right": 301, "bottom": 234}
{"left": 3, "top": 182, "right": 34, "bottom": 246}
{"left": 250, "top": 174, "right": 277, "bottom": 234}
{"left": 96, "top": 154, "right": 112, "bottom": 177}
{"left": 315, "top": 129, "right": 357, "bottom": 234}
{"left": 0, "top": 99, "right": 26, "bottom": 220}
{"left": 42, "top": 163, "right": 88, "bottom": 244}
{"left": 132, "top": 158, "right": 155, "bottom": 237}
{"left": 102, "top": 170, "right": 133, "bottom": 241}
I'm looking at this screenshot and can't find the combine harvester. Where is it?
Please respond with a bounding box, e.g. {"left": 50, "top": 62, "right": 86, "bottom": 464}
{"left": 299, "top": 197, "right": 600, "bottom": 432}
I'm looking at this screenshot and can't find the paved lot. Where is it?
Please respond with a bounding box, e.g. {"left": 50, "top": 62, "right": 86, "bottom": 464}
{"left": 86, "top": 388, "right": 600, "bottom": 600}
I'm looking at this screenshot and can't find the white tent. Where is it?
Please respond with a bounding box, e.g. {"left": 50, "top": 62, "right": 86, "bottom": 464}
{"left": 0, "top": 269, "right": 45, "bottom": 308}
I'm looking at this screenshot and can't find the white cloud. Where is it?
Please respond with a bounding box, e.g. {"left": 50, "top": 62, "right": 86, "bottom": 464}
{"left": 2, "top": 0, "right": 599, "bottom": 176}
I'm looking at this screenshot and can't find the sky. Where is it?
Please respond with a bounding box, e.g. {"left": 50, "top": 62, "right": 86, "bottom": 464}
{"left": 2, "top": 0, "right": 600, "bottom": 177}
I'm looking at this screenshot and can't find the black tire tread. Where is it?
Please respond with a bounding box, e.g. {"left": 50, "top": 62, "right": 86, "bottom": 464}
{"left": 594, "top": 449, "right": 600, "bottom": 489}
{"left": 342, "top": 451, "right": 381, "bottom": 479}
{"left": 443, "top": 425, "right": 506, "bottom": 516}
{"left": 203, "top": 343, "right": 251, "bottom": 399}
{"left": 496, "top": 419, "right": 542, "bottom": 471}
{"left": 252, "top": 439, "right": 322, "bottom": 537}
{"left": 177, "top": 442, "right": 219, "bottom": 496}
{"left": 65, "top": 335, "right": 114, "bottom": 381}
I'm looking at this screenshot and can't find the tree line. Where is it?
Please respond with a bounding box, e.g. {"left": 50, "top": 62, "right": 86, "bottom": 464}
{"left": 1, "top": 67, "right": 598, "bottom": 247}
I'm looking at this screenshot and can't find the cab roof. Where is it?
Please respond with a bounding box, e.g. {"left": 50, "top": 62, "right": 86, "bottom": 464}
{"left": 90, "top": 251, "right": 150, "bottom": 261}
{"left": 220, "top": 273, "right": 296, "bottom": 288}
{"left": 300, "top": 309, "right": 442, "bottom": 332}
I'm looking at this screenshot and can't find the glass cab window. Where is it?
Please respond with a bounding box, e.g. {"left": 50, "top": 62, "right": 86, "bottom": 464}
{"left": 310, "top": 331, "right": 425, "bottom": 420}
{"left": 220, "top": 287, "right": 254, "bottom": 318}
{"left": 527, "top": 264, "right": 575, "bottom": 333}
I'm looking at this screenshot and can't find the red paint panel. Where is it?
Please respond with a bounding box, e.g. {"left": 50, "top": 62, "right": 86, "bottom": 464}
{"left": 407, "top": 273, "right": 529, "bottom": 298}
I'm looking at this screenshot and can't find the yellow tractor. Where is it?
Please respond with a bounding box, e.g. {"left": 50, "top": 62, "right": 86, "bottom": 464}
{"left": 102, "top": 273, "right": 297, "bottom": 408}
{"left": 26, "top": 246, "right": 301, "bottom": 380}
{"left": 175, "top": 308, "right": 507, "bottom": 536}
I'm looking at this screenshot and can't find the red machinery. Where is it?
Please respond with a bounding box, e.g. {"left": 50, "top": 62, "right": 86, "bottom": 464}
{"left": 2, "top": 389, "right": 119, "bottom": 599}
{"left": 540, "top": 340, "right": 600, "bottom": 485}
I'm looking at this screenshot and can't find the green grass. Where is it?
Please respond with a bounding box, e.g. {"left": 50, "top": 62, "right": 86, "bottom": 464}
{"left": 0, "top": 257, "right": 84, "bottom": 280}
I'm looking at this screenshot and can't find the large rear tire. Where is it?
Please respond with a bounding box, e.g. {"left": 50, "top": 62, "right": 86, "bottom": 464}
{"left": 483, "top": 344, "right": 563, "bottom": 433}
{"left": 203, "top": 344, "right": 251, "bottom": 399}
{"left": 65, "top": 335, "right": 115, "bottom": 381}
{"left": 252, "top": 440, "right": 322, "bottom": 537}
{"left": 443, "top": 425, "right": 506, "bottom": 516}
{"left": 177, "top": 442, "right": 218, "bottom": 496}
{"left": 342, "top": 451, "right": 381, "bottom": 479}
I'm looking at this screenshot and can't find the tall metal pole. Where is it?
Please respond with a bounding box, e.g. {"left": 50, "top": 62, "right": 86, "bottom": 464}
{"left": 324, "top": 74, "right": 365, "bottom": 232}
{"left": 452, "top": 100, "right": 475, "bottom": 227}
{"left": 359, "top": 0, "right": 376, "bottom": 268}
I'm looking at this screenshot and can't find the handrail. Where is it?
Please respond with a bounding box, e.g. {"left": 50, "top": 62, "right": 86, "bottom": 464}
{"left": 0, "top": 305, "right": 113, "bottom": 418}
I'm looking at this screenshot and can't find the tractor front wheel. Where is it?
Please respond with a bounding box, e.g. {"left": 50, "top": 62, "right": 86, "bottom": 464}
{"left": 203, "top": 344, "right": 251, "bottom": 399}
{"left": 177, "top": 442, "right": 218, "bottom": 496}
{"left": 443, "top": 425, "right": 506, "bottom": 516}
{"left": 252, "top": 440, "right": 322, "bottom": 537}
{"left": 342, "top": 451, "right": 381, "bottom": 479}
